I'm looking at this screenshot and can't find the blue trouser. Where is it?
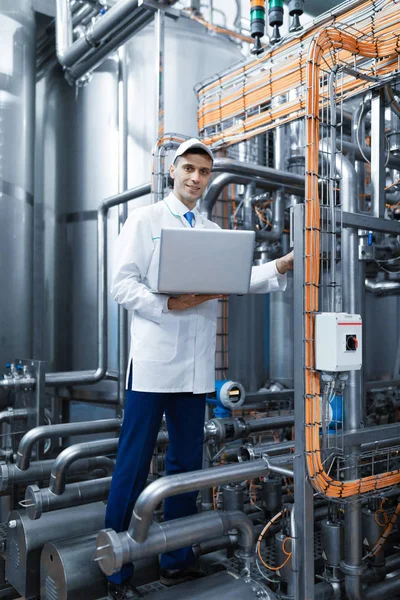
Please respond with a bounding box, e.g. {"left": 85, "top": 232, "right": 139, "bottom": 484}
{"left": 105, "top": 381, "right": 206, "bottom": 585}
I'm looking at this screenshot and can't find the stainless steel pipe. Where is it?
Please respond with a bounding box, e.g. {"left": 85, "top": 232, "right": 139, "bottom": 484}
{"left": 200, "top": 160, "right": 305, "bottom": 221}
{"left": 0, "top": 408, "right": 27, "bottom": 424}
{"left": 365, "top": 279, "right": 400, "bottom": 296}
{"left": 0, "top": 456, "right": 113, "bottom": 493}
{"left": 25, "top": 476, "right": 112, "bottom": 520}
{"left": 238, "top": 440, "right": 294, "bottom": 461}
{"left": 144, "top": 571, "right": 275, "bottom": 600}
{"left": 45, "top": 183, "right": 151, "bottom": 387}
{"left": 49, "top": 438, "right": 118, "bottom": 495}
{"left": 130, "top": 457, "right": 272, "bottom": 542}
{"left": 97, "top": 510, "right": 254, "bottom": 576}
{"left": 16, "top": 418, "right": 121, "bottom": 470}
{"left": 211, "top": 159, "right": 304, "bottom": 194}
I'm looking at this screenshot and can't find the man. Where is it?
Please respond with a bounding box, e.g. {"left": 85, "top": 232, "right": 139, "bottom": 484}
{"left": 106, "top": 138, "right": 293, "bottom": 599}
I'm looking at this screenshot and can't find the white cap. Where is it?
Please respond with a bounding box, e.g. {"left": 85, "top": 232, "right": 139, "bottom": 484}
{"left": 173, "top": 138, "right": 214, "bottom": 164}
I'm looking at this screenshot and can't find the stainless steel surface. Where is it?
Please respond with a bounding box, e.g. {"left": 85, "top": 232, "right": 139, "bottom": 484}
{"left": 129, "top": 458, "right": 271, "bottom": 542}
{"left": 37, "top": 16, "right": 241, "bottom": 386}
{"left": 365, "top": 279, "right": 400, "bottom": 296}
{"left": 144, "top": 571, "right": 274, "bottom": 599}
{"left": 0, "top": 456, "right": 113, "bottom": 493}
{"left": 211, "top": 159, "right": 305, "bottom": 197}
{"left": 0, "top": 0, "right": 35, "bottom": 368}
{"left": 41, "top": 534, "right": 159, "bottom": 600}
{"left": 6, "top": 502, "right": 106, "bottom": 600}
{"left": 341, "top": 139, "right": 400, "bottom": 171}
{"left": 25, "top": 476, "right": 111, "bottom": 519}
{"left": 16, "top": 418, "right": 121, "bottom": 470}
{"left": 41, "top": 533, "right": 108, "bottom": 600}
{"left": 269, "top": 270, "right": 294, "bottom": 387}
{"left": 239, "top": 440, "right": 294, "bottom": 461}
{"left": 55, "top": 0, "right": 73, "bottom": 62}
{"left": 97, "top": 510, "right": 254, "bottom": 575}
{"left": 59, "top": 0, "right": 146, "bottom": 69}
{"left": 370, "top": 91, "right": 386, "bottom": 219}
{"left": 49, "top": 438, "right": 118, "bottom": 495}
{"left": 363, "top": 573, "right": 400, "bottom": 599}
{"left": 222, "top": 483, "right": 244, "bottom": 512}
{"left": 320, "top": 519, "right": 344, "bottom": 568}
{"left": 200, "top": 172, "right": 285, "bottom": 220}
{"left": 117, "top": 45, "right": 129, "bottom": 408}
{"left": 293, "top": 203, "right": 315, "bottom": 599}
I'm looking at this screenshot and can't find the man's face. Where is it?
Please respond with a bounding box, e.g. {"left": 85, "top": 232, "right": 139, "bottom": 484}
{"left": 170, "top": 152, "right": 212, "bottom": 207}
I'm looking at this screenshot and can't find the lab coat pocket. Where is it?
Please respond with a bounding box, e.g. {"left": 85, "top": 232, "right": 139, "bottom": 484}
{"left": 132, "top": 312, "right": 179, "bottom": 362}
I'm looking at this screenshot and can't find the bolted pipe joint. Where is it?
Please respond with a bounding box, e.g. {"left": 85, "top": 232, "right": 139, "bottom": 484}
{"left": 95, "top": 529, "right": 130, "bottom": 576}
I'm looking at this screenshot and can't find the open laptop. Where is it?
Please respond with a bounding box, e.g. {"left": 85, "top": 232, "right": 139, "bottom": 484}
{"left": 156, "top": 228, "right": 255, "bottom": 295}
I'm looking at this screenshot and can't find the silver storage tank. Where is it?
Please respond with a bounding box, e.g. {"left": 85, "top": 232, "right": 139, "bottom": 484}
{"left": 6, "top": 502, "right": 106, "bottom": 600}
{"left": 0, "top": 1, "right": 35, "bottom": 367}
{"left": 36, "top": 15, "right": 242, "bottom": 382}
{"left": 126, "top": 15, "right": 243, "bottom": 192}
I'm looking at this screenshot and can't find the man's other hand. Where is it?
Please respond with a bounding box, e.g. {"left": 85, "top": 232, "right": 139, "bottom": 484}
{"left": 276, "top": 251, "right": 294, "bottom": 275}
{"left": 168, "top": 294, "right": 224, "bottom": 311}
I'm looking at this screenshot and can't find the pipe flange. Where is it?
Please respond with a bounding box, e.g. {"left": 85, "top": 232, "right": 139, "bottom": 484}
{"left": 204, "top": 419, "right": 225, "bottom": 443}
{"left": 85, "top": 25, "right": 101, "bottom": 49}
{"left": 95, "top": 529, "right": 124, "bottom": 576}
{"left": 24, "top": 484, "right": 43, "bottom": 520}
{"left": 238, "top": 443, "right": 256, "bottom": 462}
{"left": 340, "top": 560, "right": 368, "bottom": 576}
{"left": 0, "top": 463, "right": 9, "bottom": 493}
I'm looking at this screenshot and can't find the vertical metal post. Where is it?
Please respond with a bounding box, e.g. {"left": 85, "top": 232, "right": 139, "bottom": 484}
{"left": 293, "top": 204, "right": 315, "bottom": 600}
{"left": 208, "top": 0, "right": 214, "bottom": 25}
{"left": 370, "top": 90, "right": 385, "bottom": 219}
{"left": 340, "top": 157, "right": 365, "bottom": 600}
{"left": 117, "top": 45, "right": 128, "bottom": 412}
{"left": 155, "top": 9, "right": 165, "bottom": 143}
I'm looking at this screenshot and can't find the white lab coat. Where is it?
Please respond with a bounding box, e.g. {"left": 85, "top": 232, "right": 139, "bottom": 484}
{"left": 111, "top": 192, "right": 287, "bottom": 394}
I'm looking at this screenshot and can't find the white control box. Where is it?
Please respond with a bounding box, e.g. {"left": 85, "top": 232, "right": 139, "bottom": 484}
{"left": 315, "top": 313, "right": 362, "bottom": 372}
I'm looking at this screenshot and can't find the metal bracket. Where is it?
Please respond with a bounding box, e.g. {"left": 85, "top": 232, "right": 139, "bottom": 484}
{"left": 138, "top": 0, "right": 180, "bottom": 19}
{"left": 340, "top": 65, "right": 379, "bottom": 83}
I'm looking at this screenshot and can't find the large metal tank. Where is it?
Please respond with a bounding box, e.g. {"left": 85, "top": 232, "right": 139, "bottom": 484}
{"left": 0, "top": 1, "right": 35, "bottom": 367}
{"left": 36, "top": 15, "right": 243, "bottom": 381}
{"left": 126, "top": 15, "right": 243, "bottom": 191}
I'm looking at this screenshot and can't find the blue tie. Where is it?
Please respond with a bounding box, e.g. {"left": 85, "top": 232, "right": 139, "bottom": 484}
{"left": 184, "top": 211, "right": 195, "bottom": 227}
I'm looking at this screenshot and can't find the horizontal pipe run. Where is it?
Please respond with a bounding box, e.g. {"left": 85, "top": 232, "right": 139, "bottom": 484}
{"left": 365, "top": 279, "right": 400, "bottom": 296}
{"left": 16, "top": 418, "right": 122, "bottom": 471}
{"left": 238, "top": 440, "right": 294, "bottom": 461}
{"left": 25, "top": 477, "right": 112, "bottom": 520}
{"left": 60, "top": 0, "right": 142, "bottom": 68}
{"left": 200, "top": 172, "right": 296, "bottom": 221}
{"left": 0, "top": 408, "right": 28, "bottom": 424}
{"left": 67, "top": 9, "right": 153, "bottom": 83}
{"left": 211, "top": 159, "right": 305, "bottom": 194}
{"left": 0, "top": 377, "right": 36, "bottom": 389}
{"left": 49, "top": 438, "right": 119, "bottom": 495}
{"left": 129, "top": 458, "right": 272, "bottom": 542}
{"left": 244, "top": 414, "right": 294, "bottom": 433}
{"left": 341, "top": 140, "right": 400, "bottom": 171}
{"left": 97, "top": 510, "right": 254, "bottom": 576}
{"left": 363, "top": 573, "right": 400, "bottom": 599}
{"left": 0, "top": 456, "right": 113, "bottom": 493}
{"left": 203, "top": 414, "right": 294, "bottom": 444}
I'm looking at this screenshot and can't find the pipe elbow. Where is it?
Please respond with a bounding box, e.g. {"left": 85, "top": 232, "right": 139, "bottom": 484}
{"left": 49, "top": 445, "right": 83, "bottom": 495}
{"left": 16, "top": 427, "right": 48, "bottom": 471}
{"left": 219, "top": 511, "right": 255, "bottom": 555}
{"left": 130, "top": 477, "right": 172, "bottom": 542}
